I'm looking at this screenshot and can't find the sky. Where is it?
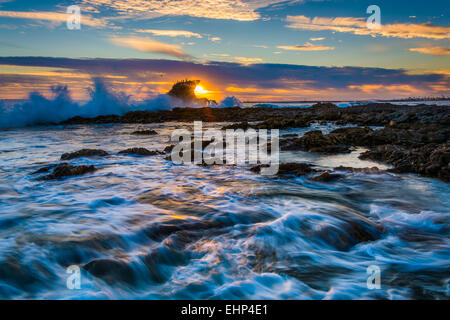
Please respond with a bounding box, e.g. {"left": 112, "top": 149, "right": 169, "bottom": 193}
{"left": 0, "top": 0, "right": 449, "bottom": 101}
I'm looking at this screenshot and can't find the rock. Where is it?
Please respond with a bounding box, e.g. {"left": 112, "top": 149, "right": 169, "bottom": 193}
{"left": 313, "top": 219, "right": 383, "bottom": 251}
{"left": 118, "top": 148, "right": 163, "bottom": 156}
{"left": 252, "top": 162, "right": 318, "bottom": 177}
{"left": 281, "top": 133, "right": 298, "bottom": 138}
{"left": 309, "top": 145, "right": 351, "bottom": 154}
{"left": 308, "top": 102, "right": 339, "bottom": 111}
{"left": 164, "top": 145, "right": 175, "bottom": 154}
{"left": 40, "top": 163, "right": 97, "bottom": 180}
{"left": 327, "top": 127, "right": 373, "bottom": 145}
{"left": 359, "top": 143, "right": 449, "bottom": 181}
{"left": 61, "top": 149, "right": 108, "bottom": 160}
{"left": 32, "top": 164, "right": 58, "bottom": 174}
{"left": 311, "top": 171, "right": 344, "bottom": 182}
{"left": 281, "top": 130, "right": 352, "bottom": 153}
{"left": 222, "top": 118, "right": 310, "bottom": 130}
{"left": 333, "top": 166, "right": 385, "bottom": 174}
{"left": 168, "top": 79, "right": 199, "bottom": 102}
{"left": 222, "top": 121, "right": 251, "bottom": 130}
{"left": 83, "top": 259, "right": 136, "bottom": 285}
{"left": 131, "top": 129, "right": 157, "bottom": 135}
{"left": 252, "top": 117, "right": 311, "bottom": 129}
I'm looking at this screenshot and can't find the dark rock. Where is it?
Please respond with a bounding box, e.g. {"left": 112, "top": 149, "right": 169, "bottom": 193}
{"left": 313, "top": 219, "right": 383, "bottom": 251}
{"left": 61, "top": 149, "right": 108, "bottom": 160}
{"left": 40, "top": 163, "right": 97, "bottom": 180}
{"left": 309, "top": 145, "right": 352, "bottom": 154}
{"left": 359, "top": 143, "right": 449, "bottom": 181}
{"left": 131, "top": 129, "right": 157, "bottom": 135}
{"left": 252, "top": 162, "right": 318, "bottom": 177}
{"left": 118, "top": 148, "right": 163, "bottom": 156}
{"left": 32, "top": 164, "right": 58, "bottom": 174}
{"left": 333, "top": 166, "right": 385, "bottom": 174}
{"left": 163, "top": 144, "right": 175, "bottom": 154}
{"left": 253, "top": 118, "right": 311, "bottom": 129}
{"left": 308, "top": 102, "right": 339, "bottom": 111}
{"left": 281, "top": 133, "right": 298, "bottom": 138}
{"left": 311, "top": 171, "right": 344, "bottom": 182}
{"left": 83, "top": 259, "right": 136, "bottom": 285}
{"left": 278, "top": 163, "right": 319, "bottom": 176}
{"left": 168, "top": 79, "right": 199, "bottom": 102}
{"left": 222, "top": 118, "right": 310, "bottom": 130}
{"left": 222, "top": 121, "right": 250, "bottom": 130}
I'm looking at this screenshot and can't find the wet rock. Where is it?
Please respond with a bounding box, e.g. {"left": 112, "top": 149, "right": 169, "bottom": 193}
{"left": 61, "top": 149, "right": 108, "bottom": 160}
{"left": 118, "top": 148, "right": 163, "bottom": 156}
{"left": 308, "top": 102, "right": 339, "bottom": 111}
{"left": 310, "top": 171, "right": 344, "bottom": 182}
{"left": 40, "top": 163, "right": 97, "bottom": 180}
{"left": 222, "top": 118, "right": 310, "bottom": 130}
{"left": 222, "top": 121, "right": 251, "bottom": 130}
{"left": 309, "top": 145, "right": 351, "bottom": 154}
{"left": 327, "top": 127, "right": 373, "bottom": 145}
{"left": 32, "top": 164, "right": 58, "bottom": 174}
{"left": 333, "top": 166, "right": 385, "bottom": 174}
{"left": 252, "top": 162, "right": 318, "bottom": 177}
{"left": 281, "top": 133, "right": 298, "bottom": 138}
{"left": 131, "top": 129, "right": 157, "bottom": 135}
{"left": 83, "top": 259, "right": 136, "bottom": 285}
{"left": 359, "top": 143, "right": 449, "bottom": 181}
{"left": 314, "top": 220, "right": 383, "bottom": 252}
{"left": 252, "top": 118, "right": 311, "bottom": 129}
{"left": 163, "top": 144, "right": 175, "bottom": 154}
{"left": 281, "top": 130, "right": 352, "bottom": 153}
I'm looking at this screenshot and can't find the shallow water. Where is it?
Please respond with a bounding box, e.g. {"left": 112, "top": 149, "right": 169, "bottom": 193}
{"left": 0, "top": 122, "right": 449, "bottom": 299}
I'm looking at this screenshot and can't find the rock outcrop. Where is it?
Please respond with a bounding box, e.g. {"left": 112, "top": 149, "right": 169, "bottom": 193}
{"left": 61, "top": 149, "right": 108, "bottom": 160}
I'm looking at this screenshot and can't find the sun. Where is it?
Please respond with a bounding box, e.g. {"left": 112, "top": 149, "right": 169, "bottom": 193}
{"left": 195, "top": 85, "right": 208, "bottom": 96}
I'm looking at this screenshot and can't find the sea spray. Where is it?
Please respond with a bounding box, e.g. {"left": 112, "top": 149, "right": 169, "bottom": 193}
{"left": 0, "top": 80, "right": 245, "bottom": 129}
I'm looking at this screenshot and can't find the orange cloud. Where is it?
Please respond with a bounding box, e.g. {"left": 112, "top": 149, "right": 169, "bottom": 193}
{"left": 349, "top": 84, "right": 422, "bottom": 95}
{"left": 109, "top": 36, "right": 191, "bottom": 59}
{"left": 226, "top": 87, "right": 257, "bottom": 92}
{"left": 81, "top": 0, "right": 279, "bottom": 21}
{"left": 409, "top": 46, "right": 450, "bottom": 56}
{"left": 286, "top": 15, "right": 450, "bottom": 39}
{"left": 277, "top": 42, "right": 334, "bottom": 51}
{"left": 0, "top": 10, "right": 107, "bottom": 27}
{"left": 233, "top": 57, "right": 263, "bottom": 64}
{"left": 136, "top": 29, "right": 202, "bottom": 38}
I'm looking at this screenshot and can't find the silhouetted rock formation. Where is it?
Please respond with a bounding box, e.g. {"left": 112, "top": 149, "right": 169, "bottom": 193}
{"left": 39, "top": 163, "right": 97, "bottom": 180}
{"left": 61, "top": 149, "right": 108, "bottom": 160}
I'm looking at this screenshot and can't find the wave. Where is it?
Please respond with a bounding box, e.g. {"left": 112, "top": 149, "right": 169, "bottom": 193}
{"left": 0, "top": 79, "right": 242, "bottom": 129}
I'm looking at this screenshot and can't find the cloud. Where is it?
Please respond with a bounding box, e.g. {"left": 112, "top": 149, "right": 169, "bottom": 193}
{"left": 277, "top": 42, "right": 334, "bottom": 51}
{"left": 209, "top": 37, "right": 222, "bottom": 42}
{"left": 286, "top": 15, "right": 450, "bottom": 39}
{"left": 136, "top": 29, "right": 202, "bottom": 38}
{"left": 310, "top": 37, "right": 325, "bottom": 41}
{"left": 233, "top": 56, "right": 264, "bottom": 64}
{"left": 0, "top": 10, "right": 107, "bottom": 27}
{"left": 409, "top": 46, "right": 450, "bottom": 56}
{"left": 81, "top": 0, "right": 285, "bottom": 21}
{"left": 226, "top": 86, "right": 257, "bottom": 92}
{"left": 0, "top": 56, "right": 448, "bottom": 100}
{"left": 109, "top": 36, "right": 191, "bottom": 59}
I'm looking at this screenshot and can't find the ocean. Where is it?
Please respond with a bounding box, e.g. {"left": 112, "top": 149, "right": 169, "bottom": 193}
{"left": 0, "top": 120, "right": 449, "bottom": 299}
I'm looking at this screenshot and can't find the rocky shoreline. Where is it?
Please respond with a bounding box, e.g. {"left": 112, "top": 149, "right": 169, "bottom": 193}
{"left": 58, "top": 102, "right": 449, "bottom": 181}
